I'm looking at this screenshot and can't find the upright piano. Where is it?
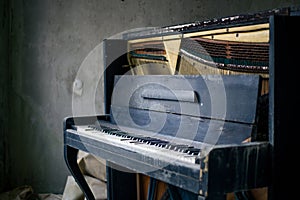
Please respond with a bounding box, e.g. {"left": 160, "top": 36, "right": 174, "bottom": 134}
{"left": 63, "top": 7, "right": 300, "bottom": 200}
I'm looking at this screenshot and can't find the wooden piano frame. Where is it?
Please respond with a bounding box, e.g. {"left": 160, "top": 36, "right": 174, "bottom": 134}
{"left": 63, "top": 7, "right": 300, "bottom": 200}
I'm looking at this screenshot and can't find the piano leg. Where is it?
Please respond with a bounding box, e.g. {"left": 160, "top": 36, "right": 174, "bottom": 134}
{"left": 64, "top": 145, "right": 95, "bottom": 200}
{"left": 106, "top": 162, "right": 137, "bottom": 200}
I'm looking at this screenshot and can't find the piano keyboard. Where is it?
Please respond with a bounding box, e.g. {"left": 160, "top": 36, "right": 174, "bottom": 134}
{"left": 69, "top": 124, "right": 202, "bottom": 165}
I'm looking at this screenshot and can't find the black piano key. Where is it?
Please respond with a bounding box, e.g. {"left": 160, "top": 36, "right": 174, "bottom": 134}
{"left": 165, "top": 143, "right": 178, "bottom": 150}
{"left": 147, "top": 140, "right": 166, "bottom": 145}
{"left": 154, "top": 141, "right": 169, "bottom": 147}
{"left": 174, "top": 145, "right": 193, "bottom": 151}
{"left": 188, "top": 149, "right": 201, "bottom": 154}
{"left": 186, "top": 148, "right": 201, "bottom": 155}
{"left": 177, "top": 147, "right": 195, "bottom": 153}
{"left": 120, "top": 138, "right": 132, "bottom": 141}
{"left": 137, "top": 136, "right": 152, "bottom": 142}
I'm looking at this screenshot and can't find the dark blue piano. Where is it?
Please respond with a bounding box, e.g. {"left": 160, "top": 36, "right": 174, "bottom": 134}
{"left": 63, "top": 7, "right": 300, "bottom": 200}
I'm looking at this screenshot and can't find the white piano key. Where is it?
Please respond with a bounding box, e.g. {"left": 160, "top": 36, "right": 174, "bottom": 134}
{"left": 70, "top": 125, "right": 201, "bottom": 165}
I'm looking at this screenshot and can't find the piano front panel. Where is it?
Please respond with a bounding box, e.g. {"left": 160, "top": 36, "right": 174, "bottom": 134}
{"left": 112, "top": 75, "right": 261, "bottom": 124}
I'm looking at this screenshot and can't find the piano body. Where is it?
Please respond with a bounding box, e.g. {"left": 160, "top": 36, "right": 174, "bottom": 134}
{"left": 64, "top": 7, "right": 300, "bottom": 200}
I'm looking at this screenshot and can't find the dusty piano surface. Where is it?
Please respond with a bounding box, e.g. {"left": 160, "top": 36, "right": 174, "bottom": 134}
{"left": 64, "top": 74, "right": 269, "bottom": 200}
{"left": 63, "top": 7, "right": 300, "bottom": 200}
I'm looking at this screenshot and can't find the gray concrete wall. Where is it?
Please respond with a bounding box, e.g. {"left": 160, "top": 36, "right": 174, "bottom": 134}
{"left": 6, "top": 0, "right": 300, "bottom": 194}
{"left": 0, "top": 0, "right": 9, "bottom": 193}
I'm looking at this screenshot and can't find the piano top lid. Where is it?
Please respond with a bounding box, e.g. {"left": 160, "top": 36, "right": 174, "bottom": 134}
{"left": 122, "top": 7, "right": 291, "bottom": 40}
